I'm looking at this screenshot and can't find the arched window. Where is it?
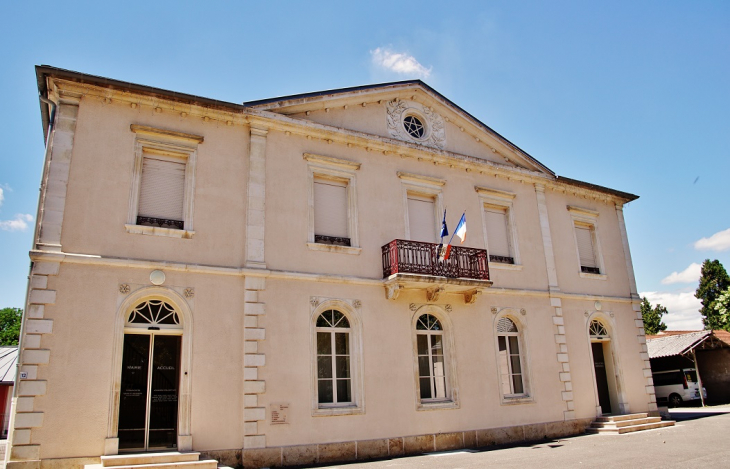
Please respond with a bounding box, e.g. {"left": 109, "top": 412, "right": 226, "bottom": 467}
{"left": 316, "top": 309, "right": 352, "bottom": 406}
{"left": 496, "top": 317, "right": 526, "bottom": 396}
{"left": 126, "top": 300, "right": 181, "bottom": 329}
{"left": 416, "top": 314, "right": 448, "bottom": 401}
{"left": 589, "top": 320, "right": 609, "bottom": 339}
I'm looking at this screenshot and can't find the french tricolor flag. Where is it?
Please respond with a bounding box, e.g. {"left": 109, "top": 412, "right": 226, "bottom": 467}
{"left": 454, "top": 213, "right": 467, "bottom": 244}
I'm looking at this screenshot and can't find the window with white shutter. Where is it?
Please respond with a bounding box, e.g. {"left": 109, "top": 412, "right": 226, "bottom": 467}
{"left": 137, "top": 155, "right": 186, "bottom": 229}
{"left": 407, "top": 194, "right": 437, "bottom": 243}
{"left": 314, "top": 178, "right": 350, "bottom": 246}
{"left": 485, "top": 207, "right": 512, "bottom": 264}
{"left": 126, "top": 126, "right": 202, "bottom": 239}
{"left": 575, "top": 224, "right": 599, "bottom": 274}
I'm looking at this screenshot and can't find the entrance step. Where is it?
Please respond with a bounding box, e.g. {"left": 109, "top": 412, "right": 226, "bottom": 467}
{"left": 102, "top": 453, "right": 201, "bottom": 467}
{"left": 86, "top": 452, "right": 219, "bottom": 469}
{"left": 586, "top": 413, "right": 676, "bottom": 434}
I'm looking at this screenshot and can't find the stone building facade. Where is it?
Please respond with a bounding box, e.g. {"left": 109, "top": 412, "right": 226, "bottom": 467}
{"left": 6, "top": 66, "right": 656, "bottom": 468}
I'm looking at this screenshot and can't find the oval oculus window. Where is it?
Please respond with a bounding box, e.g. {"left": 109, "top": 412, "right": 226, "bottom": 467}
{"left": 403, "top": 115, "right": 425, "bottom": 139}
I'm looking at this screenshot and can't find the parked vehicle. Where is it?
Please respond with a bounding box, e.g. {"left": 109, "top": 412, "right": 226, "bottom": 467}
{"left": 652, "top": 368, "right": 707, "bottom": 407}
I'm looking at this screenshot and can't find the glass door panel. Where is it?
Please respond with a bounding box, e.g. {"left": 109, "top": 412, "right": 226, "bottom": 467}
{"left": 148, "top": 335, "right": 181, "bottom": 449}
{"left": 118, "top": 335, "right": 151, "bottom": 450}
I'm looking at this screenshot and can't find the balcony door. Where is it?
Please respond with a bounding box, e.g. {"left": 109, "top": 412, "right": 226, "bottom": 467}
{"left": 407, "top": 194, "right": 437, "bottom": 243}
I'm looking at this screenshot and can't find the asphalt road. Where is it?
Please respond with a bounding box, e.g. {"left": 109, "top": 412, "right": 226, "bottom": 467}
{"left": 314, "top": 406, "right": 730, "bottom": 469}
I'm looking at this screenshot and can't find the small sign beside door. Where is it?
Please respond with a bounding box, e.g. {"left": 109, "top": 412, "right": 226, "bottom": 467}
{"left": 270, "top": 403, "right": 289, "bottom": 424}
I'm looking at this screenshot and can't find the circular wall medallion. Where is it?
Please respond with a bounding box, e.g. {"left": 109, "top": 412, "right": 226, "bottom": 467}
{"left": 150, "top": 270, "right": 166, "bottom": 286}
{"left": 594, "top": 301, "right": 602, "bottom": 311}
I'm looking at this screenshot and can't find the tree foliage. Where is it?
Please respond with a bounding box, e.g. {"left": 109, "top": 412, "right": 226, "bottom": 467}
{"left": 640, "top": 297, "right": 668, "bottom": 335}
{"left": 0, "top": 307, "right": 22, "bottom": 346}
{"left": 712, "top": 286, "right": 730, "bottom": 331}
{"left": 695, "top": 259, "right": 730, "bottom": 330}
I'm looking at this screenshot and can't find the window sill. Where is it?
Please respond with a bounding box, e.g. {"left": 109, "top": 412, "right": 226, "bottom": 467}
{"left": 500, "top": 395, "right": 534, "bottom": 405}
{"left": 579, "top": 272, "right": 607, "bottom": 280}
{"left": 307, "top": 242, "right": 362, "bottom": 255}
{"left": 489, "top": 262, "right": 523, "bottom": 272}
{"left": 417, "top": 400, "right": 459, "bottom": 411}
{"left": 125, "top": 224, "right": 195, "bottom": 239}
{"left": 313, "top": 405, "right": 364, "bottom": 417}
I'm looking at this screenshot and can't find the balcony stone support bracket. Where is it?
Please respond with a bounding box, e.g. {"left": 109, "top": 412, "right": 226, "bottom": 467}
{"left": 383, "top": 274, "right": 491, "bottom": 305}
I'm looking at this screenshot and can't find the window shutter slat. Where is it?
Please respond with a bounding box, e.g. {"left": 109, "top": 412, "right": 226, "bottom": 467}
{"left": 408, "top": 196, "right": 436, "bottom": 243}
{"left": 576, "top": 226, "right": 597, "bottom": 268}
{"left": 138, "top": 156, "right": 185, "bottom": 221}
{"left": 314, "top": 179, "right": 348, "bottom": 238}
{"left": 485, "top": 209, "right": 510, "bottom": 257}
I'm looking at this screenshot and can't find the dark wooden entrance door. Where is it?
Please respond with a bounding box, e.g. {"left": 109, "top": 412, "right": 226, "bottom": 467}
{"left": 118, "top": 334, "right": 181, "bottom": 451}
{"left": 592, "top": 342, "right": 612, "bottom": 414}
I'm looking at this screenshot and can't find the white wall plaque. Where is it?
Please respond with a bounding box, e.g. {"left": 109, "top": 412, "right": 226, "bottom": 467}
{"left": 270, "top": 403, "right": 289, "bottom": 424}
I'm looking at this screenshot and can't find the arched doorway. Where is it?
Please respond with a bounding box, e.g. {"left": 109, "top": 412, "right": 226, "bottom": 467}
{"left": 588, "top": 319, "right": 621, "bottom": 415}
{"left": 118, "top": 300, "right": 183, "bottom": 451}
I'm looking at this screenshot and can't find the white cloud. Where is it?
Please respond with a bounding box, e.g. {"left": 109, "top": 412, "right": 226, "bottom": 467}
{"left": 0, "top": 214, "right": 34, "bottom": 232}
{"left": 661, "top": 262, "right": 702, "bottom": 285}
{"left": 370, "top": 47, "right": 432, "bottom": 79}
{"left": 641, "top": 290, "right": 703, "bottom": 330}
{"left": 0, "top": 187, "right": 4, "bottom": 207}
{"left": 694, "top": 228, "right": 730, "bottom": 252}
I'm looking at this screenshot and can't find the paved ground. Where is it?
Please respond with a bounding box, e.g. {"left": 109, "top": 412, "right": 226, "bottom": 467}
{"left": 313, "top": 406, "right": 730, "bottom": 469}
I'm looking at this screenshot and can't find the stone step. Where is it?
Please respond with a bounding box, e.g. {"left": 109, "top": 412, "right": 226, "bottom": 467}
{"left": 586, "top": 420, "right": 675, "bottom": 434}
{"left": 590, "top": 417, "right": 662, "bottom": 428}
{"left": 101, "top": 453, "right": 201, "bottom": 467}
{"left": 594, "top": 413, "right": 648, "bottom": 423}
{"left": 88, "top": 461, "right": 218, "bottom": 469}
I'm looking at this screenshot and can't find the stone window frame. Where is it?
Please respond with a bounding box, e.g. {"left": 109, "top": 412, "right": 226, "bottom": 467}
{"left": 304, "top": 153, "right": 361, "bottom": 255}
{"left": 411, "top": 305, "right": 459, "bottom": 411}
{"left": 476, "top": 186, "right": 522, "bottom": 271}
{"left": 126, "top": 125, "right": 202, "bottom": 239}
{"left": 492, "top": 309, "right": 533, "bottom": 404}
{"left": 398, "top": 172, "right": 445, "bottom": 242}
{"left": 568, "top": 205, "right": 607, "bottom": 280}
{"left": 310, "top": 298, "right": 365, "bottom": 416}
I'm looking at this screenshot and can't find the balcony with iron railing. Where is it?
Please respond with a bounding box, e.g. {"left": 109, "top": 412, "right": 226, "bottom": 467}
{"left": 381, "top": 239, "right": 492, "bottom": 304}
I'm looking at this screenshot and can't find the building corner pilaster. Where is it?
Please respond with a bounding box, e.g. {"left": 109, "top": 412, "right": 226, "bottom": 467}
{"left": 243, "top": 276, "right": 267, "bottom": 451}
{"left": 245, "top": 126, "right": 268, "bottom": 269}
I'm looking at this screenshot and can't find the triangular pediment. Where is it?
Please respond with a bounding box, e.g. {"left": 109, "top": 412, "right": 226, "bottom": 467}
{"left": 245, "top": 81, "right": 553, "bottom": 175}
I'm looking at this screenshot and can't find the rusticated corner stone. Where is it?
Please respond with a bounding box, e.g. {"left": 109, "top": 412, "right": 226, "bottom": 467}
{"left": 318, "top": 441, "right": 356, "bottom": 464}
{"left": 357, "top": 439, "right": 389, "bottom": 461}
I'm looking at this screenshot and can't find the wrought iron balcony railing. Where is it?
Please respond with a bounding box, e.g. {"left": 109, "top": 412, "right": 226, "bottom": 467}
{"left": 382, "top": 239, "right": 490, "bottom": 281}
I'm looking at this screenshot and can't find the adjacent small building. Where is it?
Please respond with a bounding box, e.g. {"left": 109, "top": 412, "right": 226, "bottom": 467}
{"left": 6, "top": 66, "right": 657, "bottom": 469}
{"left": 647, "top": 330, "right": 730, "bottom": 406}
{"left": 0, "top": 347, "right": 18, "bottom": 439}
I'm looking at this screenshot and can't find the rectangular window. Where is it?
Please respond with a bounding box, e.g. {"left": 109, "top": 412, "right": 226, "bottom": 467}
{"left": 126, "top": 125, "right": 202, "bottom": 239}
{"left": 137, "top": 155, "right": 186, "bottom": 229}
{"left": 313, "top": 178, "right": 350, "bottom": 246}
{"left": 575, "top": 224, "right": 599, "bottom": 274}
{"left": 568, "top": 205, "right": 605, "bottom": 278}
{"left": 484, "top": 207, "right": 513, "bottom": 264}
{"left": 407, "top": 194, "right": 437, "bottom": 243}
{"left": 498, "top": 336, "right": 524, "bottom": 395}
{"left": 305, "top": 153, "right": 361, "bottom": 254}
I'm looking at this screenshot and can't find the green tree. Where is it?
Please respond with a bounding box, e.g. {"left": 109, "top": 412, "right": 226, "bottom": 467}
{"left": 695, "top": 259, "right": 730, "bottom": 330}
{"left": 640, "top": 297, "right": 668, "bottom": 335}
{"left": 712, "top": 286, "right": 730, "bottom": 331}
{"left": 0, "top": 307, "right": 22, "bottom": 345}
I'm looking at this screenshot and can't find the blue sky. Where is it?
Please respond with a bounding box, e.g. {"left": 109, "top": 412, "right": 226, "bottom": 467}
{"left": 1, "top": 1, "right": 728, "bottom": 329}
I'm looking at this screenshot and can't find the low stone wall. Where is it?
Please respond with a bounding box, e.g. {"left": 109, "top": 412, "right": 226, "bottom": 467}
{"left": 243, "top": 418, "right": 594, "bottom": 468}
